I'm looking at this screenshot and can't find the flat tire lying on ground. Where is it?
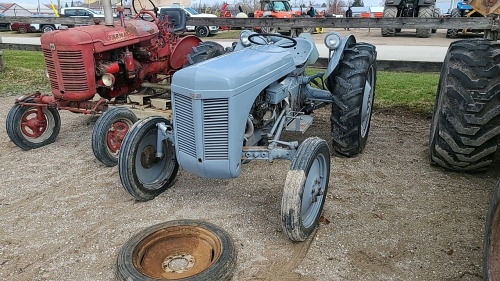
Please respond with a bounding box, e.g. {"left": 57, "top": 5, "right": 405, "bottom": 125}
{"left": 116, "top": 219, "right": 237, "bottom": 281}
{"left": 429, "top": 39, "right": 500, "bottom": 171}
{"left": 118, "top": 116, "right": 179, "bottom": 201}
{"left": 91, "top": 107, "right": 138, "bottom": 167}
{"left": 329, "top": 42, "right": 377, "bottom": 156}
{"left": 281, "top": 137, "right": 330, "bottom": 241}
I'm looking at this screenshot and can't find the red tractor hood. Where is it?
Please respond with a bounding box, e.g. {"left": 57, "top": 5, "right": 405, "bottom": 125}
{"left": 40, "top": 20, "right": 159, "bottom": 52}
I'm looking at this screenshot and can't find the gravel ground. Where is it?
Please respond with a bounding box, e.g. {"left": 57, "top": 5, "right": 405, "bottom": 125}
{"left": 1, "top": 93, "right": 499, "bottom": 280}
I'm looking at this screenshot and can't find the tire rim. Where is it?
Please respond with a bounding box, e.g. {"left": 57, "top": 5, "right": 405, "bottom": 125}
{"left": 20, "top": 107, "right": 55, "bottom": 143}
{"left": 301, "top": 153, "right": 328, "bottom": 228}
{"left": 488, "top": 202, "right": 500, "bottom": 280}
{"left": 18, "top": 26, "right": 27, "bottom": 33}
{"left": 361, "top": 65, "right": 375, "bottom": 138}
{"left": 198, "top": 27, "right": 208, "bottom": 37}
{"left": 106, "top": 120, "right": 133, "bottom": 154}
{"left": 132, "top": 225, "right": 222, "bottom": 279}
{"left": 135, "top": 131, "right": 176, "bottom": 190}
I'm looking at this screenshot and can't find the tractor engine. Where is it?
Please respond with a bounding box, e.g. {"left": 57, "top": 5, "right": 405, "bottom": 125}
{"left": 39, "top": 12, "right": 201, "bottom": 107}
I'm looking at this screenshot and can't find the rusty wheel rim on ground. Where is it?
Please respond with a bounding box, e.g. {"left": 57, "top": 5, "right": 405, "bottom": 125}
{"left": 117, "top": 220, "right": 236, "bottom": 280}
{"left": 133, "top": 225, "right": 221, "bottom": 279}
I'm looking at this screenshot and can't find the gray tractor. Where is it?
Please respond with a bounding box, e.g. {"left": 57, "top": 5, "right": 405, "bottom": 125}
{"left": 117, "top": 30, "right": 377, "bottom": 241}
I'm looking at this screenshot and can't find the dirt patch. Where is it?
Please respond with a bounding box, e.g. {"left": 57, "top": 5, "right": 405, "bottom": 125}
{"left": 0, "top": 94, "right": 499, "bottom": 280}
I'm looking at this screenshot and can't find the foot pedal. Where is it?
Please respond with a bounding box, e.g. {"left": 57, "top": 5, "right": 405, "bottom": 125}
{"left": 286, "top": 115, "right": 313, "bottom": 133}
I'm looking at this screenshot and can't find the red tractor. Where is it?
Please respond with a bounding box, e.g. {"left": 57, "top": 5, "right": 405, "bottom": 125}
{"left": 5, "top": 2, "right": 225, "bottom": 166}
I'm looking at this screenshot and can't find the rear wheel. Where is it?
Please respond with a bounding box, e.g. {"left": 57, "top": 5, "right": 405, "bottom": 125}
{"left": 381, "top": 6, "right": 397, "bottom": 37}
{"left": 195, "top": 26, "right": 210, "bottom": 37}
{"left": 17, "top": 25, "right": 28, "bottom": 34}
{"left": 429, "top": 39, "right": 500, "bottom": 171}
{"left": 118, "top": 116, "right": 179, "bottom": 201}
{"left": 185, "top": 41, "right": 226, "bottom": 67}
{"left": 281, "top": 137, "right": 330, "bottom": 241}
{"left": 484, "top": 180, "right": 500, "bottom": 281}
{"left": 329, "top": 43, "right": 377, "bottom": 156}
{"left": 446, "top": 8, "right": 461, "bottom": 38}
{"left": 116, "top": 220, "right": 237, "bottom": 281}
{"left": 6, "top": 102, "right": 61, "bottom": 150}
{"left": 41, "top": 25, "right": 55, "bottom": 33}
{"left": 416, "top": 6, "right": 433, "bottom": 38}
{"left": 92, "top": 107, "right": 138, "bottom": 167}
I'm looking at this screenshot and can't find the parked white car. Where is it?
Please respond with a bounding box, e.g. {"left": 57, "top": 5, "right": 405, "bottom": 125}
{"left": 159, "top": 6, "right": 218, "bottom": 37}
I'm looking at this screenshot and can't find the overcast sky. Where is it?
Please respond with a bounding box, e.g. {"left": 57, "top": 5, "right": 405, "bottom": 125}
{"left": 6, "top": 0, "right": 455, "bottom": 13}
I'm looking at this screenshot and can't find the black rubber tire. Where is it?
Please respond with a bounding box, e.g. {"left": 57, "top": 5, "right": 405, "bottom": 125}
{"left": 6, "top": 103, "right": 61, "bottom": 150}
{"left": 416, "top": 6, "right": 433, "bottom": 38}
{"left": 118, "top": 116, "right": 179, "bottom": 201}
{"left": 41, "top": 25, "right": 55, "bottom": 33}
{"left": 17, "top": 25, "right": 28, "bottom": 34}
{"left": 195, "top": 26, "right": 210, "bottom": 37}
{"left": 328, "top": 43, "right": 377, "bottom": 157}
{"left": 184, "top": 41, "right": 226, "bottom": 67}
{"left": 446, "top": 8, "right": 461, "bottom": 38}
{"left": 429, "top": 39, "right": 500, "bottom": 171}
{"left": 432, "top": 8, "right": 440, "bottom": 33}
{"left": 281, "top": 137, "right": 330, "bottom": 242}
{"left": 483, "top": 180, "right": 500, "bottom": 281}
{"left": 116, "top": 219, "right": 237, "bottom": 281}
{"left": 91, "top": 107, "right": 138, "bottom": 167}
{"left": 381, "top": 6, "right": 397, "bottom": 37}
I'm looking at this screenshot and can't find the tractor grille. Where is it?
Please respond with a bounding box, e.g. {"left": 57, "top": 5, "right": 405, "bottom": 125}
{"left": 57, "top": 50, "right": 88, "bottom": 92}
{"left": 203, "top": 98, "right": 229, "bottom": 160}
{"left": 42, "top": 49, "right": 59, "bottom": 90}
{"left": 174, "top": 94, "right": 197, "bottom": 158}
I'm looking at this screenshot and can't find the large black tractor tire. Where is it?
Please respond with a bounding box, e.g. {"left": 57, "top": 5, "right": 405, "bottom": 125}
{"left": 281, "top": 137, "right": 330, "bottom": 241}
{"left": 429, "top": 39, "right": 500, "bottom": 171}
{"left": 484, "top": 180, "right": 500, "bottom": 281}
{"left": 446, "top": 8, "right": 461, "bottom": 38}
{"left": 381, "top": 6, "right": 397, "bottom": 37}
{"left": 185, "top": 41, "right": 226, "bottom": 67}
{"left": 91, "top": 107, "right": 138, "bottom": 167}
{"left": 118, "top": 116, "right": 179, "bottom": 201}
{"left": 416, "top": 6, "right": 433, "bottom": 38}
{"left": 6, "top": 102, "right": 61, "bottom": 150}
{"left": 116, "top": 219, "right": 237, "bottom": 281}
{"left": 329, "top": 43, "right": 377, "bottom": 157}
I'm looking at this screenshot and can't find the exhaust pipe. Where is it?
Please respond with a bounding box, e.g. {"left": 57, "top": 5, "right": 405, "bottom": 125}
{"left": 102, "top": 0, "right": 114, "bottom": 26}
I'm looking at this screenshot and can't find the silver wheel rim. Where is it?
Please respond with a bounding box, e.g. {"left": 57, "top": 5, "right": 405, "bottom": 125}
{"left": 301, "top": 153, "right": 327, "bottom": 228}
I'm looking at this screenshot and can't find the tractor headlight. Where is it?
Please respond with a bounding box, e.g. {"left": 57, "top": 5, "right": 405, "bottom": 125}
{"left": 102, "top": 73, "right": 115, "bottom": 87}
{"left": 324, "top": 32, "right": 342, "bottom": 50}
{"left": 240, "top": 30, "right": 253, "bottom": 47}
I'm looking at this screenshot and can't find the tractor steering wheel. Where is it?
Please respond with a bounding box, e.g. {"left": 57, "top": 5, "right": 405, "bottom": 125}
{"left": 248, "top": 33, "right": 297, "bottom": 48}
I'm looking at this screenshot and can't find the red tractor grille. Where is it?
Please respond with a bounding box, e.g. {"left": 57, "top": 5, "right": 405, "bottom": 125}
{"left": 42, "top": 49, "right": 59, "bottom": 90}
{"left": 57, "top": 51, "right": 89, "bottom": 92}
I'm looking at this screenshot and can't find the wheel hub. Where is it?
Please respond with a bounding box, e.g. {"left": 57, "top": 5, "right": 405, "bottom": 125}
{"left": 21, "top": 109, "right": 47, "bottom": 138}
{"left": 162, "top": 253, "right": 195, "bottom": 273}
{"left": 106, "top": 121, "right": 130, "bottom": 153}
{"left": 140, "top": 145, "right": 159, "bottom": 169}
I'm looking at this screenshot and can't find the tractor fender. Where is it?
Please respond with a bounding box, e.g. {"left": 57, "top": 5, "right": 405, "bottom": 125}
{"left": 417, "top": 0, "right": 436, "bottom": 6}
{"left": 325, "top": 34, "right": 356, "bottom": 81}
{"left": 384, "top": 0, "right": 403, "bottom": 6}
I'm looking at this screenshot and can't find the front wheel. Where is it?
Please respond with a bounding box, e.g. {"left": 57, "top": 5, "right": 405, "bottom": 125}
{"left": 6, "top": 103, "right": 61, "bottom": 150}
{"left": 416, "top": 6, "right": 433, "bottom": 38}
{"left": 116, "top": 220, "right": 237, "bottom": 281}
{"left": 328, "top": 43, "right": 377, "bottom": 156}
{"left": 381, "top": 6, "right": 397, "bottom": 37}
{"left": 118, "top": 116, "right": 179, "bottom": 201}
{"left": 41, "top": 25, "right": 55, "bottom": 33}
{"left": 484, "top": 180, "right": 500, "bottom": 281}
{"left": 281, "top": 137, "right": 330, "bottom": 241}
{"left": 91, "top": 107, "right": 138, "bottom": 167}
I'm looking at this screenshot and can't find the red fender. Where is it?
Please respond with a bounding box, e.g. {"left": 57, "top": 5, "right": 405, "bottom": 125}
{"left": 169, "top": 35, "right": 202, "bottom": 70}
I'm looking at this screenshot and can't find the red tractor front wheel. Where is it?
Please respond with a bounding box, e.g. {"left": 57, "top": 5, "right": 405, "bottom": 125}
{"left": 92, "top": 107, "right": 138, "bottom": 167}
{"left": 6, "top": 103, "right": 61, "bottom": 150}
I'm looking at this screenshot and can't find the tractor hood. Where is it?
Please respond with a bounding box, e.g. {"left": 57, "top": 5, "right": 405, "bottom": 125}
{"left": 172, "top": 45, "right": 296, "bottom": 95}
{"left": 40, "top": 20, "right": 159, "bottom": 53}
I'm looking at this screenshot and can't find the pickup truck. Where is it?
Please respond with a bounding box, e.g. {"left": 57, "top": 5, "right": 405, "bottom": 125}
{"left": 159, "top": 6, "right": 218, "bottom": 37}
{"left": 11, "top": 14, "right": 61, "bottom": 34}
